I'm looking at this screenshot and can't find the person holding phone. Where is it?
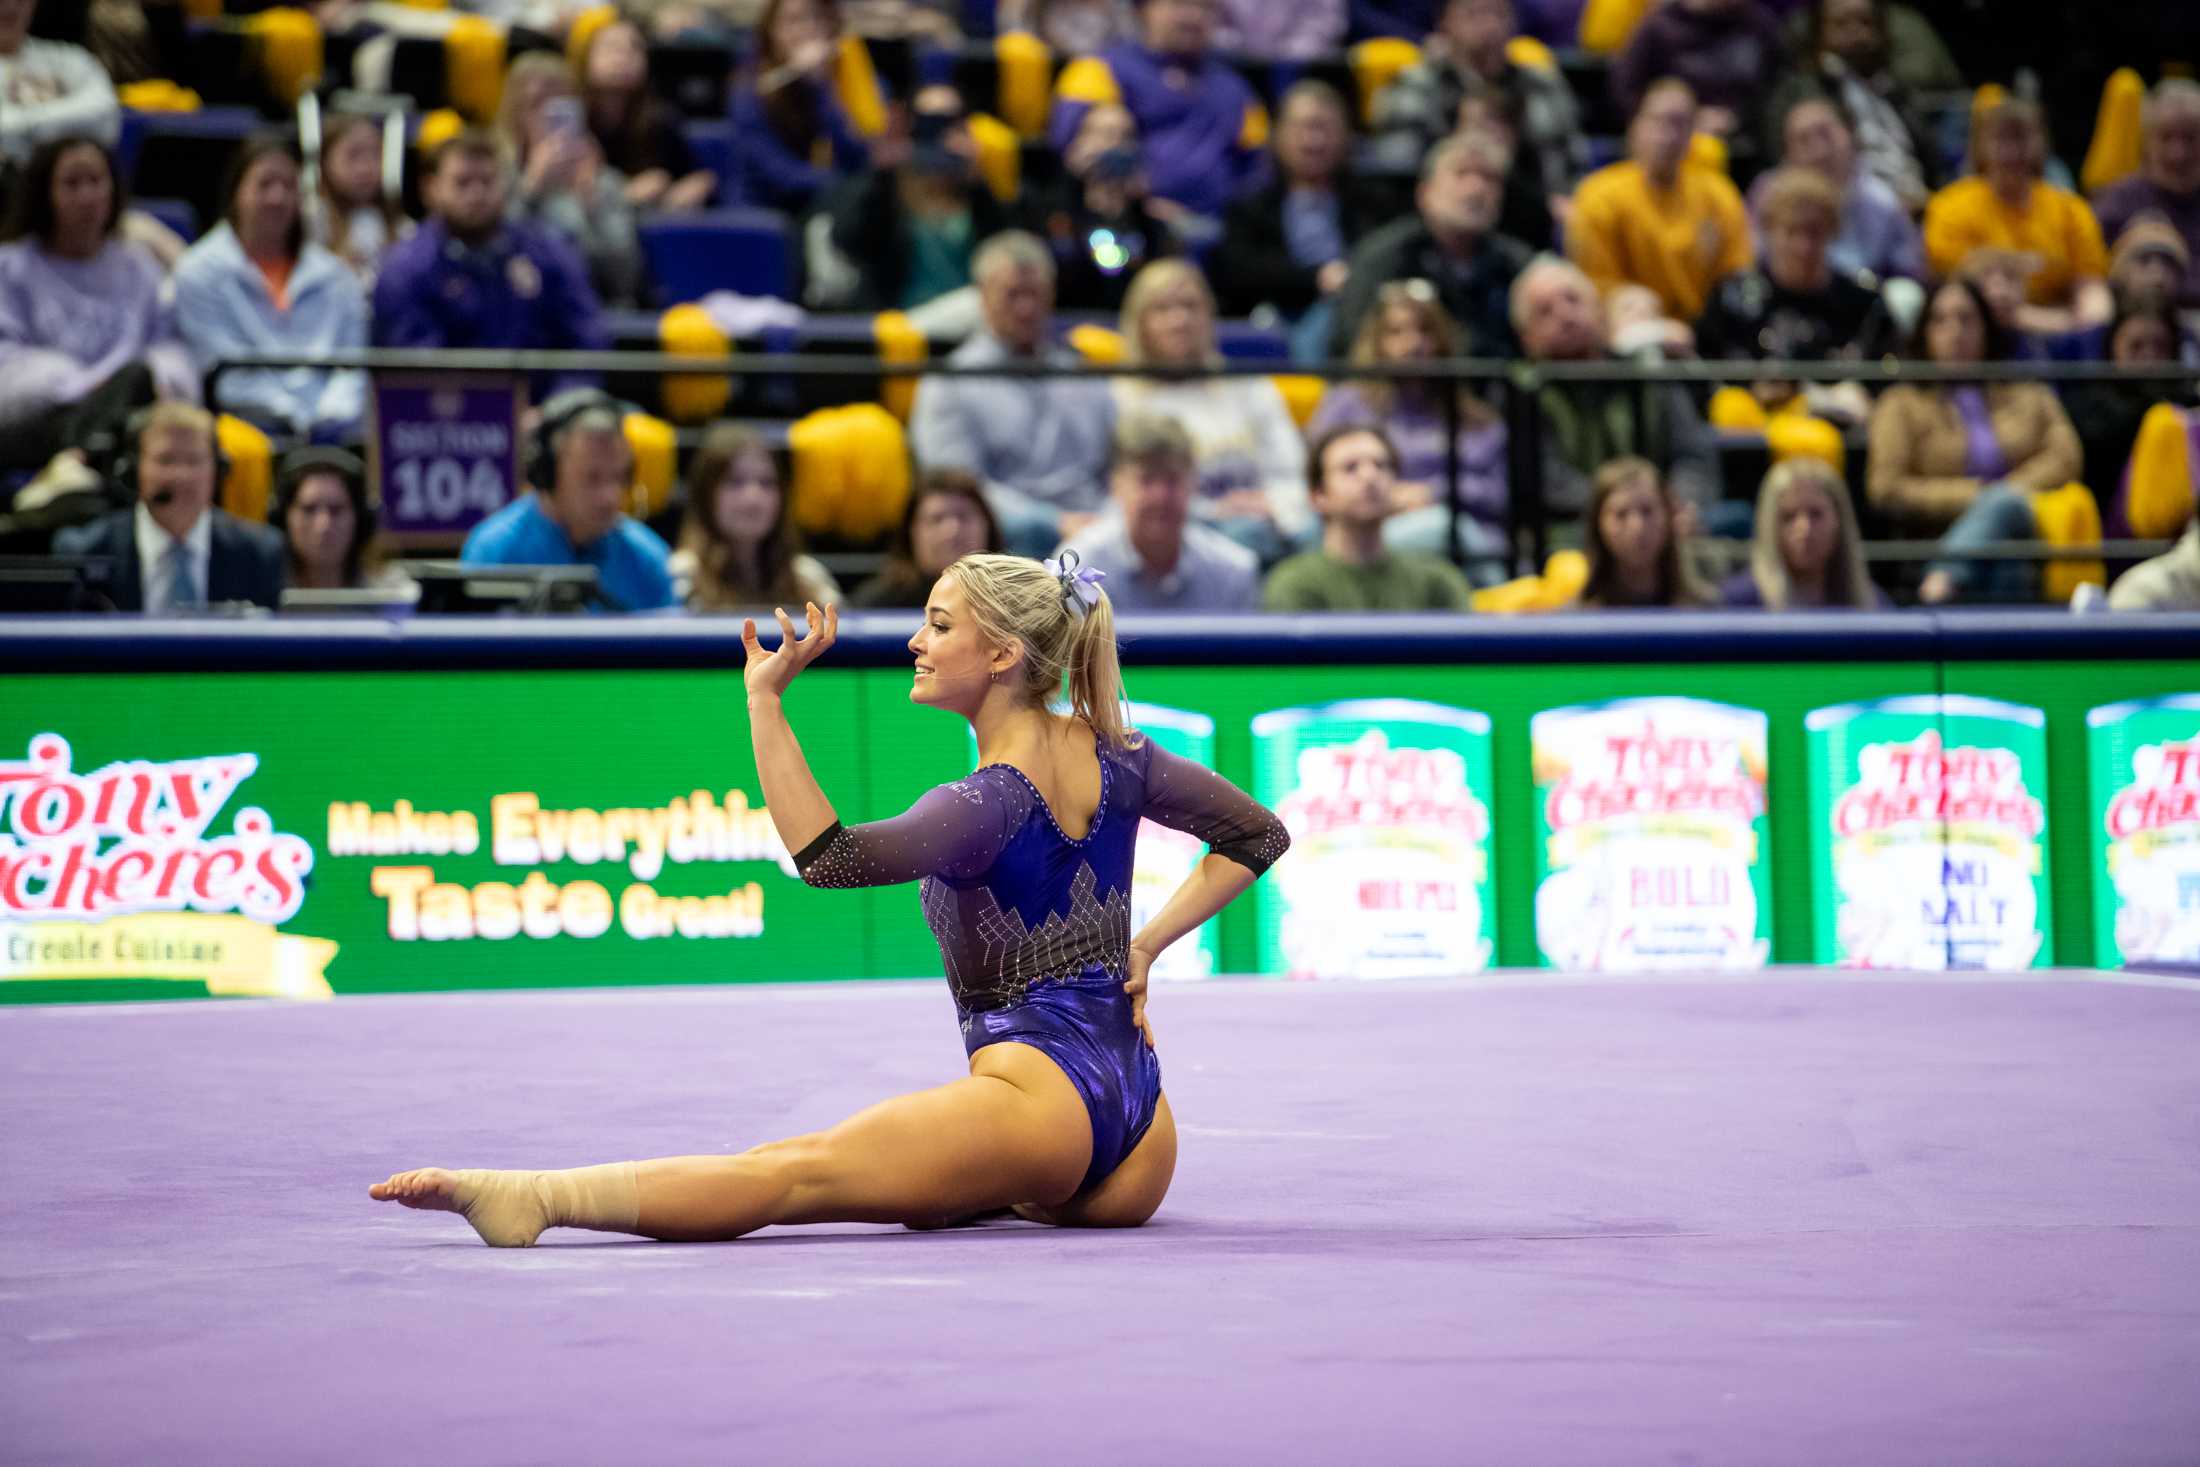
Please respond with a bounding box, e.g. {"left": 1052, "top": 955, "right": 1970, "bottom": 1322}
{"left": 1025, "top": 101, "right": 1180, "bottom": 313}
{"left": 496, "top": 52, "right": 646, "bottom": 308}
{"left": 822, "top": 82, "right": 1016, "bottom": 312}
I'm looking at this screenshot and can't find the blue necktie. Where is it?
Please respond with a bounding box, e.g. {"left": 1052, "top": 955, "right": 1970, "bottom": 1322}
{"left": 160, "top": 539, "right": 199, "bottom": 613}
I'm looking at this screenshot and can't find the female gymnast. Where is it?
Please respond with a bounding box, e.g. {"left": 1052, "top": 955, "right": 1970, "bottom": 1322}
{"left": 369, "top": 551, "right": 1288, "bottom": 1244}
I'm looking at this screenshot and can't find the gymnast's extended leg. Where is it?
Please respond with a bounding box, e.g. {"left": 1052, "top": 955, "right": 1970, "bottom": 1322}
{"left": 367, "top": 1043, "right": 1095, "bottom": 1246}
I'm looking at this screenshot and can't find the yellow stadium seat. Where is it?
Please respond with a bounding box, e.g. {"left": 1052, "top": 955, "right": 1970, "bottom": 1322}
{"left": 1766, "top": 413, "right": 1845, "bottom": 474}
{"left": 1271, "top": 374, "right": 1325, "bottom": 432}
{"left": 836, "top": 34, "right": 888, "bottom": 138}
{"left": 1237, "top": 101, "right": 1270, "bottom": 151}
{"left": 243, "top": 9, "right": 323, "bottom": 106}
{"left": 414, "top": 108, "right": 466, "bottom": 156}
{"left": 2028, "top": 481, "right": 2106, "bottom": 601}
{"left": 657, "top": 305, "right": 732, "bottom": 423}
{"left": 872, "top": 311, "right": 928, "bottom": 423}
{"left": 1707, "top": 386, "right": 1769, "bottom": 432}
{"left": 445, "top": 17, "right": 507, "bottom": 125}
{"left": 1471, "top": 549, "right": 1588, "bottom": 613}
{"left": 116, "top": 79, "right": 200, "bottom": 112}
{"left": 2082, "top": 68, "right": 2147, "bottom": 196}
{"left": 788, "top": 404, "right": 912, "bottom": 541}
{"left": 1053, "top": 56, "right": 1122, "bottom": 109}
{"left": 2123, "top": 402, "right": 2197, "bottom": 540}
{"left": 1066, "top": 324, "right": 1125, "bottom": 364}
{"left": 1504, "top": 36, "right": 1558, "bottom": 73}
{"left": 968, "top": 112, "right": 1021, "bottom": 203}
{"left": 1578, "top": 0, "right": 1650, "bottom": 54}
{"left": 994, "top": 30, "right": 1054, "bottom": 138}
{"left": 1348, "top": 38, "right": 1420, "bottom": 126}
{"left": 566, "top": 5, "right": 616, "bottom": 69}
{"left": 215, "top": 414, "right": 273, "bottom": 524}
{"left": 622, "top": 412, "right": 678, "bottom": 517}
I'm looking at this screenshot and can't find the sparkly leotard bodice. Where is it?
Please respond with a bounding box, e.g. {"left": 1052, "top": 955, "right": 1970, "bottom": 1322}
{"left": 794, "top": 734, "right": 1288, "bottom": 1011}
{"left": 794, "top": 731, "right": 1286, "bottom": 1193}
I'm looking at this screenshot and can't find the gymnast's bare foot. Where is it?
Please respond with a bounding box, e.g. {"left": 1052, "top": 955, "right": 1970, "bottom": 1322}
{"left": 369, "top": 1167, "right": 463, "bottom": 1211}
{"left": 369, "top": 1167, "right": 550, "bottom": 1247}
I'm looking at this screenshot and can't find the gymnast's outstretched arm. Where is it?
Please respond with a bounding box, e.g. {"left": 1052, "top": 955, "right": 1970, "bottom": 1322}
{"left": 743, "top": 602, "right": 843, "bottom": 856}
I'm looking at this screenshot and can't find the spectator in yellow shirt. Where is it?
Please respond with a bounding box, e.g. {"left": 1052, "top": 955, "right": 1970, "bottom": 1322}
{"left": 1567, "top": 77, "right": 1754, "bottom": 337}
{"left": 1922, "top": 96, "right": 2112, "bottom": 335}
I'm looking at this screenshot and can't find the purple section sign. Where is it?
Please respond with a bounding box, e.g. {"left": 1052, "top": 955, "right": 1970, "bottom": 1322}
{"left": 369, "top": 372, "right": 523, "bottom": 537}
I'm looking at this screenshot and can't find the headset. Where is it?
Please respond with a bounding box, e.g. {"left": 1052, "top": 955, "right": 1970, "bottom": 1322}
{"left": 524, "top": 387, "right": 636, "bottom": 494}
{"left": 111, "top": 406, "right": 232, "bottom": 509}
{"left": 268, "top": 445, "right": 377, "bottom": 543}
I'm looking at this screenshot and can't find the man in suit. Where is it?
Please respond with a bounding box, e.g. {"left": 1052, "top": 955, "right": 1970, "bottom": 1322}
{"left": 53, "top": 402, "right": 286, "bottom": 611}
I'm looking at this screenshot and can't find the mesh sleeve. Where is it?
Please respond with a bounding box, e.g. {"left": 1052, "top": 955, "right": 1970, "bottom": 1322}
{"left": 1138, "top": 742, "right": 1291, "bottom": 876}
{"left": 794, "top": 776, "right": 1019, "bottom": 889}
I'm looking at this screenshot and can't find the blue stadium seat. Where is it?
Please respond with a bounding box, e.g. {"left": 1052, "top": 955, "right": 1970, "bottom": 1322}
{"left": 639, "top": 208, "right": 794, "bottom": 305}
{"left": 1215, "top": 320, "right": 1290, "bottom": 361}
{"left": 126, "top": 108, "right": 263, "bottom": 228}
{"left": 136, "top": 197, "right": 201, "bottom": 243}
{"left": 388, "top": 36, "right": 450, "bottom": 111}
{"left": 681, "top": 121, "right": 737, "bottom": 198}
{"left": 650, "top": 39, "right": 737, "bottom": 116}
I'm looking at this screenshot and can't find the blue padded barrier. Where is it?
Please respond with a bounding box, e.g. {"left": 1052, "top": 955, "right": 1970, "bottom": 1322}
{"left": 5, "top": 612, "right": 2197, "bottom": 675}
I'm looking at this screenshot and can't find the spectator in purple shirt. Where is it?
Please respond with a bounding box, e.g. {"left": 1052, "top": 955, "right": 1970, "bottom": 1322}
{"left": 1611, "top": 0, "right": 1786, "bottom": 172}
{"left": 0, "top": 135, "right": 191, "bottom": 472}
{"left": 728, "top": 0, "right": 876, "bottom": 215}
{"left": 2093, "top": 80, "right": 2200, "bottom": 308}
{"left": 1049, "top": 0, "right": 1272, "bottom": 226}
{"left": 1213, "top": 0, "right": 1344, "bottom": 60}
{"left": 371, "top": 130, "right": 607, "bottom": 397}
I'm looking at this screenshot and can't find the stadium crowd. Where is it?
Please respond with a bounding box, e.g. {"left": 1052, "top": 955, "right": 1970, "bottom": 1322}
{"left": 2, "top": 0, "right": 2197, "bottom": 614}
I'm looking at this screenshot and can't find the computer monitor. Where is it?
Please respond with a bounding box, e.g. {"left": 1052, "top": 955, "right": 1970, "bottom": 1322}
{"left": 397, "top": 562, "right": 602, "bottom": 614}
{"left": 278, "top": 584, "right": 423, "bottom": 616}
{"left": 0, "top": 555, "right": 120, "bottom": 612}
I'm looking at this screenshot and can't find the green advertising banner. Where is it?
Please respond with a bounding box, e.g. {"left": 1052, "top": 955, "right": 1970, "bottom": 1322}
{"left": 1805, "top": 695, "right": 2052, "bottom": 970}
{"left": 1249, "top": 699, "right": 1495, "bottom": 979}
{"left": 1530, "top": 698, "right": 1770, "bottom": 971}
{"left": 2087, "top": 695, "right": 2200, "bottom": 968}
{"left": 12, "top": 653, "right": 2199, "bottom": 1002}
{"left": 1, "top": 671, "right": 875, "bottom": 1003}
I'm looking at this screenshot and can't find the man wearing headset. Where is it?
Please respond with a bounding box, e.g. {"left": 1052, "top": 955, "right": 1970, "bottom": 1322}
{"left": 53, "top": 402, "right": 285, "bottom": 612}
{"left": 459, "top": 389, "right": 676, "bottom": 611}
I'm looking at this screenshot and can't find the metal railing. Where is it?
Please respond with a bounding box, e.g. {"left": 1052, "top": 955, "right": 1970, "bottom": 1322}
{"left": 207, "top": 350, "right": 2200, "bottom": 584}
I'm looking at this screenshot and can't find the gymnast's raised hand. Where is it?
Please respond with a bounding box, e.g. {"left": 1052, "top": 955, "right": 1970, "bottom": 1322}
{"left": 742, "top": 601, "right": 839, "bottom": 697}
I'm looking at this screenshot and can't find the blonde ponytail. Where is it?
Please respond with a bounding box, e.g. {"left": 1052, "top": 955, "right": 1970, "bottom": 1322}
{"left": 946, "top": 552, "right": 1137, "bottom": 748}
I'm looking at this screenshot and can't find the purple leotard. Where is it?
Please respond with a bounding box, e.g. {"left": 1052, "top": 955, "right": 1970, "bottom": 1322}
{"left": 795, "top": 734, "right": 1289, "bottom": 1194}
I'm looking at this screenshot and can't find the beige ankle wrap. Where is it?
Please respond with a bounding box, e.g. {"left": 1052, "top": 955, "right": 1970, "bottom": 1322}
{"left": 452, "top": 1162, "right": 641, "bottom": 1248}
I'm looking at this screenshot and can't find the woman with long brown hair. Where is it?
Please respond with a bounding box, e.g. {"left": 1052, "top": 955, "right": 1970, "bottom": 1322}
{"left": 310, "top": 112, "right": 409, "bottom": 284}
{"left": 1573, "top": 455, "right": 1716, "bottom": 610}
{"left": 728, "top": 0, "right": 874, "bottom": 214}
{"left": 577, "top": 17, "right": 716, "bottom": 212}
{"left": 851, "top": 467, "right": 1003, "bottom": 608}
{"left": 672, "top": 422, "right": 841, "bottom": 611}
